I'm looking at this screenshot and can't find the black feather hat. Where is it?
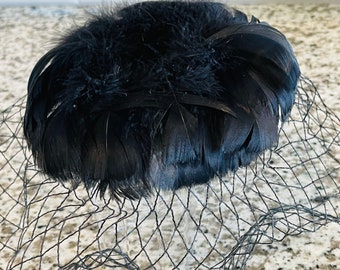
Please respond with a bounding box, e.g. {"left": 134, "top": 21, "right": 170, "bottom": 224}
{"left": 24, "top": 1, "right": 300, "bottom": 199}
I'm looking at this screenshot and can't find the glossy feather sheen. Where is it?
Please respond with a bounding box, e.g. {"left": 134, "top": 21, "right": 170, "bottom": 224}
{"left": 24, "top": 1, "right": 300, "bottom": 199}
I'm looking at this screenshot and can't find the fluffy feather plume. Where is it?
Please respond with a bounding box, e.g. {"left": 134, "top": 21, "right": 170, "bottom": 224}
{"left": 24, "top": 1, "right": 300, "bottom": 199}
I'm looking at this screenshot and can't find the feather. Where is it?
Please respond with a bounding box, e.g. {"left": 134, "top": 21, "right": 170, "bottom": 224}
{"left": 24, "top": 1, "right": 300, "bottom": 199}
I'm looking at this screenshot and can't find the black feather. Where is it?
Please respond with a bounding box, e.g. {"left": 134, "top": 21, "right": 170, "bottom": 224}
{"left": 24, "top": 1, "right": 300, "bottom": 200}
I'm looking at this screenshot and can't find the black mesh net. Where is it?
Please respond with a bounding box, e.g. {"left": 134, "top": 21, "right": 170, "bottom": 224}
{"left": 0, "top": 75, "right": 339, "bottom": 269}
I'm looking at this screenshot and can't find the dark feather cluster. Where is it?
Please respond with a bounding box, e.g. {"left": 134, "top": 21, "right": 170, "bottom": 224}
{"left": 24, "top": 1, "right": 300, "bottom": 199}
